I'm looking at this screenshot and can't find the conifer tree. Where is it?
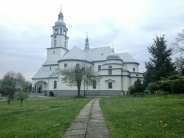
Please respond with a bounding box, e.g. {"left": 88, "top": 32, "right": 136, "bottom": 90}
{"left": 144, "top": 35, "right": 175, "bottom": 86}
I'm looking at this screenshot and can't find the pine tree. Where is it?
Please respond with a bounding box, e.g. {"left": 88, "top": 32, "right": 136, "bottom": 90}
{"left": 144, "top": 35, "right": 175, "bottom": 86}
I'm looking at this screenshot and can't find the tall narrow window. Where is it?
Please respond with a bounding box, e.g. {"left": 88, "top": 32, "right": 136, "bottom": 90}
{"left": 64, "top": 63, "right": 67, "bottom": 68}
{"left": 108, "top": 83, "right": 112, "bottom": 89}
{"left": 53, "top": 51, "right": 55, "bottom": 54}
{"left": 54, "top": 40, "right": 56, "bottom": 47}
{"left": 108, "top": 66, "right": 112, "bottom": 75}
{"left": 133, "top": 68, "right": 135, "bottom": 72}
{"left": 98, "top": 65, "right": 101, "bottom": 71}
{"left": 50, "top": 67, "right": 51, "bottom": 70}
{"left": 54, "top": 81, "right": 57, "bottom": 89}
{"left": 93, "top": 80, "right": 96, "bottom": 89}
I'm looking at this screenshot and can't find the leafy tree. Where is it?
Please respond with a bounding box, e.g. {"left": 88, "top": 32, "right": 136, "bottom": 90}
{"left": 173, "top": 29, "right": 184, "bottom": 54}
{"left": 58, "top": 64, "right": 98, "bottom": 96}
{"left": 0, "top": 71, "right": 26, "bottom": 104}
{"left": 144, "top": 35, "right": 175, "bottom": 86}
{"left": 128, "top": 85, "right": 135, "bottom": 95}
{"left": 14, "top": 92, "right": 28, "bottom": 106}
{"left": 175, "top": 56, "right": 184, "bottom": 75}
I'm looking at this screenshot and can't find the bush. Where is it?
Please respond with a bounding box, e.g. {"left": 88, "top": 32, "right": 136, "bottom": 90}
{"left": 128, "top": 86, "right": 135, "bottom": 95}
{"left": 159, "top": 80, "right": 172, "bottom": 93}
{"left": 144, "top": 89, "right": 150, "bottom": 94}
{"left": 14, "top": 92, "right": 28, "bottom": 106}
{"left": 148, "top": 82, "right": 158, "bottom": 94}
{"left": 49, "top": 91, "right": 54, "bottom": 97}
{"left": 171, "top": 79, "right": 184, "bottom": 94}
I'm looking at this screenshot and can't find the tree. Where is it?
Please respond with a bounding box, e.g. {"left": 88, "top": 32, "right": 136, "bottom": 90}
{"left": 134, "top": 78, "right": 145, "bottom": 93}
{"left": 175, "top": 56, "right": 184, "bottom": 75}
{"left": 58, "top": 64, "right": 98, "bottom": 96}
{"left": 144, "top": 35, "right": 175, "bottom": 86}
{"left": 14, "top": 92, "right": 28, "bottom": 106}
{"left": 0, "top": 71, "right": 26, "bottom": 104}
{"left": 173, "top": 29, "right": 184, "bottom": 54}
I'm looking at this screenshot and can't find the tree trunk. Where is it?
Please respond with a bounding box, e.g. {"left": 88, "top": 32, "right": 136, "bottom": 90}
{"left": 77, "top": 85, "right": 80, "bottom": 97}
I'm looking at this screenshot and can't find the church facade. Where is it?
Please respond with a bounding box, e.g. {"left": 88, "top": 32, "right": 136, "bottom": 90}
{"left": 32, "top": 8, "right": 143, "bottom": 96}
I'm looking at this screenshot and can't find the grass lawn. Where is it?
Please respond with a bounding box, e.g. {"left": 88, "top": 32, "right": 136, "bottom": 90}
{"left": 100, "top": 94, "right": 184, "bottom": 138}
{"left": 0, "top": 97, "right": 92, "bottom": 138}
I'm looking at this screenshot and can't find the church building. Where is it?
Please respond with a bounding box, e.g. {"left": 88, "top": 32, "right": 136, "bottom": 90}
{"left": 32, "top": 8, "right": 143, "bottom": 96}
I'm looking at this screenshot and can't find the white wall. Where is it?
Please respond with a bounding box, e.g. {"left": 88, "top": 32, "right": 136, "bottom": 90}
{"left": 47, "top": 48, "right": 67, "bottom": 61}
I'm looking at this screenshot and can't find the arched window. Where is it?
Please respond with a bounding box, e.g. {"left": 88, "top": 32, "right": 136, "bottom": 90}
{"left": 98, "top": 65, "right": 101, "bottom": 71}
{"left": 108, "top": 66, "right": 112, "bottom": 75}
{"left": 76, "top": 64, "right": 79, "bottom": 69}
{"left": 64, "top": 63, "right": 67, "bottom": 68}
{"left": 93, "top": 80, "right": 96, "bottom": 89}
{"left": 133, "top": 68, "right": 135, "bottom": 72}
{"left": 54, "top": 81, "right": 57, "bottom": 89}
{"left": 50, "top": 67, "right": 51, "bottom": 70}
{"left": 108, "top": 83, "right": 112, "bottom": 89}
{"left": 53, "top": 51, "right": 55, "bottom": 54}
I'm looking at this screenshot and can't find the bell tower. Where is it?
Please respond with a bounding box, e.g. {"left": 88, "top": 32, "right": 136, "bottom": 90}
{"left": 51, "top": 6, "right": 69, "bottom": 49}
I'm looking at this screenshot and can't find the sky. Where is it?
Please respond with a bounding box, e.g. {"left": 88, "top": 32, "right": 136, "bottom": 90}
{"left": 0, "top": 0, "right": 184, "bottom": 81}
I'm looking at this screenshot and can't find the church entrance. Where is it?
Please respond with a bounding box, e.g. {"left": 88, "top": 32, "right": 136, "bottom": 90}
{"left": 38, "top": 85, "right": 42, "bottom": 93}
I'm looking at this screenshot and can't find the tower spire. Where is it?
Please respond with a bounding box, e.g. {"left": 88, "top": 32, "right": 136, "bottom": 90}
{"left": 84, "top": 33, "right": 90, "bottom": 50}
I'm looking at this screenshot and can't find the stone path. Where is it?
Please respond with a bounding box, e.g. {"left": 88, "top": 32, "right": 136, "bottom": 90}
{"left": 62, "top": 98, "right": 110, "bottom": 138}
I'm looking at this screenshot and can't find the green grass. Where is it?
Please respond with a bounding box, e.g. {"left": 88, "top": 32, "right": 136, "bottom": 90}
{"left": 100, "top": 94, "right": 184, "bottom": 138}
{"left": 0, "top": 97, "right": 92, "bottom": 138}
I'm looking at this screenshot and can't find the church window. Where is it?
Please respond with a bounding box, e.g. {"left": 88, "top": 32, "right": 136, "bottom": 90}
{"left": 108, "top": 83, "right": 112, "bottom": 89}
{"left": 54, "top": 81, "right": 57, "bottom": 89}
{"left": 108, "top": 66, "right": 112, "bottom": 75}
{"left": 133, "top": 68, "right": 135, "bottom": 72}
{"left": 44, "top": 82, "right": 46, "bottom": 89}
{"left": 50, "top": 67, "right": 51, "bottom": 70}
{"left": 136, "top": 74, "right": 139, "bottom": 76}
{"left": 98, "top": 65, "right": 101, "bottom": 71}
{"left": 54, "top": 40, "right": 56, "bottom": 47}
{"left": 60, "top": 28, "right": 62, "bottom": 34}
{"left": 64, "top": 41, "right": 66, "bottom": 48}
{"left": 93, "top": 80, "right": 96, "bottom": 89}
{"left": 53, "top": 51, "right": 55, "bottom": 54}
{"left": 64, "top": 63, "right": 67, "bottom": 68}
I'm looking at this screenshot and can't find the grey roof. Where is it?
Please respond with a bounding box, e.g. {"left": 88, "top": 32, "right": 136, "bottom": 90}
{"left": 86, "top": 46, "right": 112, "bottom": 61}
{"left": 118, "top": 53, "right": 137, "bottom": 63}
{"left": 60, "top": 46, "right": 138, "bottom": 63}
{"left": 43, "top": 60, "right": 59, "bottom": 66}
{"left": 32, "top": 66, "right": 58, "bottom": 79}
{"left": 61, "top": 46, "right": 92, "bottom": 62}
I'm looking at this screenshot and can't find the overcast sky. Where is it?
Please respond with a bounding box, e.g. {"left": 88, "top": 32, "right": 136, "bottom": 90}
{"left": 0, "top": 0, "right": 183, "bottom": 81}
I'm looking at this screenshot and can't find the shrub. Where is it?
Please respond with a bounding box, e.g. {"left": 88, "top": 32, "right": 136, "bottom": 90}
{"left": 128, "top": 86, "right": 135, "bottom": 95}
{"left": 148, "top": 82, "right": 158, "bottom": 94}
{"left": 159, "top": 80, "right": 172, "bottom": 93}
{"left": 171, "top": 79, "right": 184, "bottom": 94}
{"left": 49, "top": 91, "right": 54, "bottom": 97}
{"left": 14, "top": 92, "right": 28, "bottom": 106}
{"left": 144, "top": 89, "right": 150, "bottom": 94}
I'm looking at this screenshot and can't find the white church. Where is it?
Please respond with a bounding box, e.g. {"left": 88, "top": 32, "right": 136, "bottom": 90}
{"left": 32, "top": 8, "right": 143, "bottom": 96}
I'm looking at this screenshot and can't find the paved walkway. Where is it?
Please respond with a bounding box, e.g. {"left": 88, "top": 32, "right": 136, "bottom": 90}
{"left": 62, "top": 98, "right": 110, "bottom": 138}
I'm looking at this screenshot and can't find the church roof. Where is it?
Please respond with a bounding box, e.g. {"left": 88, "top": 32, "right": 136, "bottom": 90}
{"left": 32, "top": 66, "right": 58, "bottom": 79}
{"left": 59, "top": 46, "right": 138, "bottom": 63}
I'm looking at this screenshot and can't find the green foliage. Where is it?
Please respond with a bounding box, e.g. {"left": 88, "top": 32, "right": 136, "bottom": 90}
{"left": 134, "top": 78, "right": 145, "bottom": 93}
{"left": 0, "top": 71, "right": 27, "bottom": 104}
{"left": 171, "top": 79, "right": 184, "bottom": 94}
{"left": 148, "top": 82, "right": 158, "bottom": 94}
{"left": 144, "top": 35, "right": 175, "bottom": 86}
{"left": 128, "top": 85, "right": 135, "bottom": 95}
{"left": 0, "top": 97, "right": 92, "bottom": 138}
{"left": 58, "top": 63, "right": 98, "bottom": 96}
{"left": 49, "top": 91, "right": 54, "bottom": 96}
{"left": 14, "top": 92, "right": 28, "bottom": 106}
{"left": 100, "top": 95, "right": 184, "bottom": 138}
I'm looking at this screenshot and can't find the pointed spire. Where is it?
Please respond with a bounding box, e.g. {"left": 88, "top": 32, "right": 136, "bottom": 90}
{"left": 84, "top": 33, "right": 90, "bottom": 50}
{"left": 58, "top": 5, "right": 64, "bottom": 20}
